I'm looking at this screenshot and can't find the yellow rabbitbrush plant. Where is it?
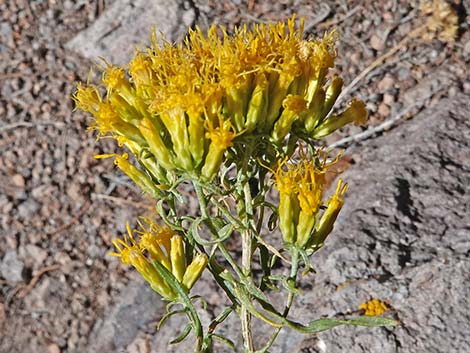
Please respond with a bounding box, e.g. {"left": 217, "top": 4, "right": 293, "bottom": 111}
{"left": 75, "top": 16, "right": 397, "bottom": 353}
{"left": 73, "top": 16, "right": 368, "bottom": 183}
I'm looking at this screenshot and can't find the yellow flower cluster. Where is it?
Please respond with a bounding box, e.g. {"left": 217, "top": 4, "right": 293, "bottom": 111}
{"left": 73, "top": 16, "right": 367, "bottom": 182}
{"left": 110, "top": 219, "right": 208, "bottom": 300}
{"left": 274, "top": 151, "right": 347, "bottom": 249}
{"left": 359, "top": 298, "right": 389, "bottom": 316}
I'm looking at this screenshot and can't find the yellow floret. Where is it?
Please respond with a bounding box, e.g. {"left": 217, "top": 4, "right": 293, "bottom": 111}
{"left": 360, "top": 298, "right": 389, "bottom": 316}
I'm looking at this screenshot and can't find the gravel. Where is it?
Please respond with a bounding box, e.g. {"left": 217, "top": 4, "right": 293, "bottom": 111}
{"left": 1, "top": 0, "right": 469, "bottom": 352}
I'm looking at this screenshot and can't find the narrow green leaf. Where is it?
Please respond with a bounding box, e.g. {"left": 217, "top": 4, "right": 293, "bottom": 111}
{"left": 218, "top": 263, "right": 270, "bottom": 304}
{"left": 283, "top": 277, "right": 302, "bottom": 295}
{"left": 218, "top": 223, "right": 235, "bottom": 241}
{"left": 169, "top": 323, "right": 192, "bottom": 344}
{"left": 209, "top": 307, "right": 233, "bottom": 333}
{"left": 289, "top": 316, "right": 399, "bottom": 334}
{"left": 190, "top": 218, "right": 233, "bottom": 246}
{"left": 338, "top": 316, "right": 399, "bottom": 328}
{"left": 210, "top": 333, "right": 236, "bottom": 349}
{"left": 233, "top": 284, "right": 282, "bottom": 328}
{"left": 152, "top": 260, "right": 203, "bottom": 339}
{"left": 267, "top": 211, "right": 278, "bottom": 231}
{"left": 157, "top": 308, "right": 186, "bottom": 330}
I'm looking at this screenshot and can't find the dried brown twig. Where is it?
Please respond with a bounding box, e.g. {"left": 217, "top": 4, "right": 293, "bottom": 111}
{"left": 315, "top": 5, "right": 362, "bottom": 30}
{"left": 0, "top": 121, "right": 66, "bottom": 132}
{"left": 328, "top": 89, "right": 441, "bottom": 149}
{"left": 16, "top": 265, "right": 61, "bottom": 299}
{"left": 91, "top": 193, "right": 152, "bottom": 209}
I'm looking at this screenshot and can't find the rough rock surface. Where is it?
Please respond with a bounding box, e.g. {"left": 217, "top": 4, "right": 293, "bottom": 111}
{"left": 65, "top": 0, "right": 196, "bottom": 64}
{"left": 87, "top": 275, "right": 165, "bottom": 352}
{"left": 84, "top": 95, "right": 470, "bottom": 353}
{"left": 284, "top": 93, "right": 470, "bottom": 353}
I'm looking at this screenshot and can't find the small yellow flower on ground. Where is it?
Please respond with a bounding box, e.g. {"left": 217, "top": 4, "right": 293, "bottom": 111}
{"left": 360, "top": 298, "right": 389, "bottom": 316}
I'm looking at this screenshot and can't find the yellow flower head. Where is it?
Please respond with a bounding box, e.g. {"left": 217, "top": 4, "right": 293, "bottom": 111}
{"left": 308, "top": 178, "right": 348, "bottom": 248}
{"left": 298, "top": 30, "right": 337, "bottom": 70}
{"left": 274, "top": 150, "right": 329, "bottom": 203}
{"left": 421, "top": 0, "right": 459, "bottom": 43}
{"left": 94, "top": 152, "right": 129, "bottom": 169}
{"left": 137, "top": 218, "right": 174, "bottom": 271}
{"left": 360, "top": 298, "right": 388, "bottom": 316}
{"left": 110, "top": 218, "right": 208, "bottom": 297}
{"left": 129, "top": 52, "right": 153, "bottom": 88}
{"left": 274, "top": 150, "right": 341, "bottom": 247}
{"left": 182, "top": 253, "right": 209, "bottom": 290}
{"left": 282, "top": 95, "right": 308, "bottom": 114}
{"left": 110, "top": 222, "right": 176, "bottom": 299}
{"left": 312, "top": 98, "right": 368, "bottom": 139}
{"left": 94, "top": 153, "right": 163, "bottom": 198}
{"left": 102, "top": 64, "right": 128, "bottom": 93}
{"left": 297, "top": 162, "right": 325, "bottom": 215}
{"left": 349, "top": 99, "right": 368, "bottom": 126}
{"left": 91, "top": 102, "right": 121, "bottom": 134}
{"left": 326, "top": 177, "right": 348, "bottom": 210}
{"left": 274, "top": 157, "right": 300, "bottom": 196}
{"left": 137, "top": 217, "right": 173, "bottom": 254}
{"left": 109, "top": 222, "right": 140, "bottom": 265}
{"left": 73, "top": 82, "right": 102, "bottom": 114}
{"left": 274, "top": 159, "right": 300, "bottom": 243}
{"left": 205, "top": 116, "right": 237, "bottom": 150}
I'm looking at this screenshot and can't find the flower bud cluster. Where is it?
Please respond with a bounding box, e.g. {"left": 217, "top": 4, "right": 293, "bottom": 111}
{"left": 110, "top": 220, "right": 208, "bottom": 300}
{"left": 274, "top": 152, "right": 347, "bottom": 249}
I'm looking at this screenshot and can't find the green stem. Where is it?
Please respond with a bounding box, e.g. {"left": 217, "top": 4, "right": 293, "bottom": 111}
{"left": 191, "top": 182, "right": 242, "bottom": 304}
{"left": 193, "top": 181, "right": 266, "bottom": 304}
{"left": 211, "top": 196, "right": 245, "bottom": 229}
{"left": 190, "top": 310, "right": 204, "bottom": 353}
{"left": 255, "top": 168, "right": 268, "bottom": 235}
{"left": 258, "top": 248, "right": 300, "bottom": 353}
{"left": 284, "top": 248, "right": 300, "bottom": 315}
{"left": 193, "top": 182, "right": 246, "bottom": 281}
{"left": 241, "top": 180, "right": 255, "bottom": 353}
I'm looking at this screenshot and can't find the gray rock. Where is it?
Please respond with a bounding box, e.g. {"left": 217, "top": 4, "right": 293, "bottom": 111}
{"left": 84, "top": 93, "right": 470, "bottom": 352}
{"left": 280, "top": 93, "right": 470, "bottom": 353}
{"left": 17, "top": 198, "right": 41, "bottom": 220}
{"left": 1, "top": 250, "right": 24, "bottom": 283}
{"left": 23, "top": 244, "right": 48, "bottom": 267}
{"left": 87, "top": 276, "right": 165, "bottom": 352}
{"left": 65, "top": 0, "right": 196, "bottom": 65}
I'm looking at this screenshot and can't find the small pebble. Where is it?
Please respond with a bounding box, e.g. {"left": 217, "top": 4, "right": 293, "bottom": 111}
{"left": 47, "top": 343, "right": 61, "bottom": 353}
{"left": 378, "top": 102, "right": 391, "bottom": 117}
{"left": 383, "top": 12, "right": 394, "bottom": 22}
{"left": 378, "top": 75, "right": 395, "bottom": 91}
{"left": 1, "top": 251, "right": 24, "bottom": 283}
{"left": 463, "top": 81, "right": 470, "bottom": 94}
{"left": 370, "top": 34, "right": 385, "bottom": 51}
{"left": 11, "top": 174, "right": 26, "bottom": 188}
{"left": 383, "top": 93, "right": 395, "bottom": 105}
